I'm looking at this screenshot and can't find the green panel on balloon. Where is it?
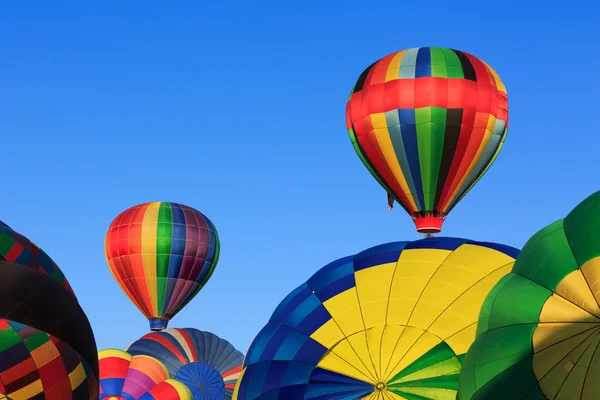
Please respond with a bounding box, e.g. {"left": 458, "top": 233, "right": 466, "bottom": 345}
{"left": 565, "top": 190, "right": 600, "bottom": 266}
{"left": 485, "top": 274, "right": 550, "bottom": 331}
{"left": 512, "top": 219, "right": 579, "bottom": 290}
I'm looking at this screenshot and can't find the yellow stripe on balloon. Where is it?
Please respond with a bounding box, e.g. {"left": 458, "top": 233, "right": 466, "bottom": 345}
{"left": 317, "top": 348, "right": 375, "bottom": 383}
{"left": 166, "top": 378, "right": 193, "bottom": 399}
{"left": 481, "top": 61, "right": 506, "bottom": 93}
{"left": 370, "top": 114, "right": 418, "bottom": 212}
{"left": 354, "top": 262, "right": 396, "bottom": 329}
{"left": 99, "top": 348, "right": 132, "bottom": 361}
{"left": 232, "top": 368, "right": 246, "bottom": 400}
{"left": 141, "top": 202, "right": 160, "bottom": 316}
{"left": 322, "top": 288, "right": 364, "bottom": 337}
{"left": 310, "top": 318, "right": 346, "bottom": 349}
{"left": 385, "top": 50, "right": 407, "bottom": 82}
{"left": 8, "top": 380, "right": 44, "bottom": 400}
{"left": 69, "top": 363, "right": 87, "bottom": 390}
{"left": 386, "top": 249, "right": 452, "bottom": 327}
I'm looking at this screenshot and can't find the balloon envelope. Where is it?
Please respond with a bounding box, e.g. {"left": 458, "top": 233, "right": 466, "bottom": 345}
{"left": 98, "top": 349, "right": 191, "bottom": 400}
{"left": 126, "top": 328, "right": 244, "bottom": 400}
{"left": 346, "top": 47, "right": 508, "bottom": 234}
{"left": 459, "top": 190, "right": 600, "bottom": 399}
{"left": 233, "top": 238, "right": 519, "bottom": 399}
{"left": 0, "top": 319, "right": 97, "bottom": 400}
{"left": 104, "top": 202, "right": 220, "bottom": 331}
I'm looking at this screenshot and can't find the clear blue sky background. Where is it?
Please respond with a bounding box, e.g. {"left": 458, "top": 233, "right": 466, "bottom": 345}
{"left": 1, "top": 2, "right": 598, "bottom": 355}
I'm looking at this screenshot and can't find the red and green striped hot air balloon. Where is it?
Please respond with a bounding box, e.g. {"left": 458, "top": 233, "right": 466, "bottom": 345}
{"left": 104, "top": 202, "right": 220, "bottom": 331}
{"left": 346, "top": 47, "right": 508, "bottom": 235}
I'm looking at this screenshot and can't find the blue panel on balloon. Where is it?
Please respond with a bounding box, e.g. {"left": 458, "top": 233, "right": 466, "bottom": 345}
{"left": 176, "top": 362, "right": 225, "bottom": 400}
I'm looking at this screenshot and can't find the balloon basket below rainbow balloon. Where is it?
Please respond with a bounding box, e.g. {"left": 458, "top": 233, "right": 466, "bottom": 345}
{"left": 149, "top": 317, "right": 169, "bottom": 331}
{"left": 413, "top": 214, "right": 445, "bottom": 234}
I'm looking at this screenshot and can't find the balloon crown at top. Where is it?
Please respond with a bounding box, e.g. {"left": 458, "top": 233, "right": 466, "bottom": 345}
{"left": 346, "top": 47, "right": 508, "bottom": 235}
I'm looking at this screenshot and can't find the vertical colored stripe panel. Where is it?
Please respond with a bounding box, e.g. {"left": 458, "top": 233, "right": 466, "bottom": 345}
{"left": 127, "top": 204, "right": 153, "bottom": 316}
{"left": 166, "top": 207, "right": 199, "bottom": 315}
{"left": 386, "top": 110, "right": 420, "bottom": 211}
{"left": 385, "top": 51, "right": 406, "bottom": 82}
{"left": 370, "top": 113, "right": 417, "bottom": 213}
{"left": 358, "top": 123, "right": 414, "bottom": 211}
{"left": 415, "top": 107, "right": 446, "bottom": 210}
{"left": 141, "top": 203, "right": 160, "bottom": 317}
{"left": 429, "top": 47, "right": 447, "bottom": 78}
{"left": 441, "top": 48, "right": 463, "bottom": 79}
{"left": 454, "top": 137, "right": 505, "bottom": 210}
{"left": 481, "top": 61, "right": 506, "bottom": 92}
{"left": 399, "top": 48, "right": 418, "bottom": 79}
{"left": 369, "top": 53, "right": 397, "bottom": 85}
{"left": 415, "top": 47, "right": 432, "bottom": 78}
{"left": 162, "top": 203, "right": 186, "bottom": 315}
{"left": 398, "top": 109, "right": 425, "bottom": 211}
{"left": 156, "top": 203, "right": 173, "bottom": 316}
{"left": 198, "top": 217, "right": 218, "bottom": 285}
{"left": 452, "top": 50, "right": 476, "bottom": 81}
{"left": 451, "top": 132, "right": 502, "bottom": 211}
{"left": 348, "top": 126, "right": 406, "bottom": 212}
{"left": 433, "top": 109, "right": 462, "bottom": 210}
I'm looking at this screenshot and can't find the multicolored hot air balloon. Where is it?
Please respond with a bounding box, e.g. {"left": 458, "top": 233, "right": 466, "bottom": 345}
{"left": 126, "top": 328, "right": 244, "bottom": 400}
{"left": 233, "top": 238, "right": 519, "bottom": 400}
{"left": 104, "top": 202, "right": 220, "bottom": 331}
{"left": 0, "top": 320, "right": 97, "bottom": 400}
{"left": 0, "top": 224, "right": 99, "bottom": 399}
{"left": 459, "top": 190, "right": 600, "bottom": 400}
{"left": 346, "top": 47, "right": 508, "bottom": 234}
{"left": 98, "top": 349, "right": 192, "bottom": 399}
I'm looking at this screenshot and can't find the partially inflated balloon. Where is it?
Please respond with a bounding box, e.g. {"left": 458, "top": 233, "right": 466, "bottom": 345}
{"left": 234, "top": 238, "right": 518, "bottom": 400}
{"left": 0, "top": 320, "right": 98, "bottom": 400}
{"left": 126, "top": 328, "right": 243, "bottom": 400}
{"left": 98, "top": 349, "right": 191, "bottom": 399}
{"left": 346, "top": 47, "right": 508, "bottom": 234}
{"left": 459, "top": 190, "right": 600, "bottom": 399}
{"left": 104, "top": 202, "right": 220, "bottom": 331}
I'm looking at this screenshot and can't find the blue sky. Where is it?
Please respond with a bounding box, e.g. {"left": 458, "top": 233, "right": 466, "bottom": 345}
{"left": 0, "top": 1, "right": 598, "bottom": 354}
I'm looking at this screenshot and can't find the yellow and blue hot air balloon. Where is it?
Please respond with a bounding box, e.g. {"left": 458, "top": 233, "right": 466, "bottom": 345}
{"left": 234, "top": 237, "right": 519, "bottom": 400}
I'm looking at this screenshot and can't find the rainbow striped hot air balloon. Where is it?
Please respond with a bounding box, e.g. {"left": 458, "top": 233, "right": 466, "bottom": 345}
{"left": 104, "top": 202, "right": 220, "bottom": 331}
{"left": 346, "top": 47, "right": 508, "bottom": 235}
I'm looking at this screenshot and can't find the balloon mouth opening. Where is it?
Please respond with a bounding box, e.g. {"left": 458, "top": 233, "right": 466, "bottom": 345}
{"left": 374, "top": 382, "right": 387, "bottom": 391}
{"left": 149, "top": 318, "right": 169, "bottom": 331}
{"left": 413, "top": 215, "right": 445, "bottom": 234}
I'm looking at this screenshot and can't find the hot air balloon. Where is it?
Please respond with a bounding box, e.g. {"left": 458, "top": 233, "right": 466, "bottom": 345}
{"left": 104, "top": 202, "right": 220, "bottom": 331}
{"left": 459, "top": 190, "right": 600, "bottom": 400}
{"left": 346, "top": 47, "right": 508, "bottom": 235}
{"left": 233, "top": 238, "right": 519, "bottom": 400}
{"left": 126, "top": 328, "right": 244, "bottom": 400}
{"left": 0, "top": 224, "right": 99, "bottom": 399}
{"left": 98, "top": 349, "right": 192, "bottom": 399}
{"left": 0, "top": 320, "right": 97, "bottom": 400}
